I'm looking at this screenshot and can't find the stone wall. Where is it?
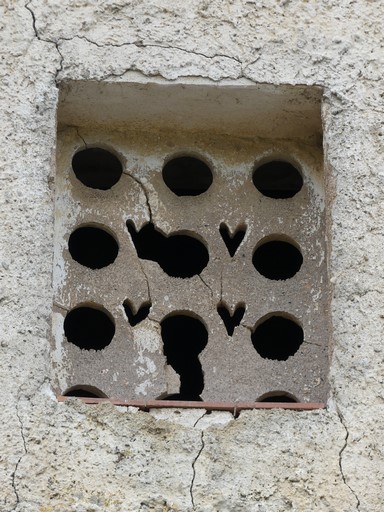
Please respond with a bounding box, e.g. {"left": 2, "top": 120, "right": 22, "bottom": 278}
{"left": 1, "top": 1, "right": 383, "bottom": 510}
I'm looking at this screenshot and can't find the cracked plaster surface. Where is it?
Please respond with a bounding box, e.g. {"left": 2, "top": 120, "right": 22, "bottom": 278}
{"left": 0, "top": 0, "right": 384, "bottom": 510}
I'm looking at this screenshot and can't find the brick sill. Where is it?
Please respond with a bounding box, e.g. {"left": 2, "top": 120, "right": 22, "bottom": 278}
{"left": 57, "top": 396, "right": 325, "bottom": 412}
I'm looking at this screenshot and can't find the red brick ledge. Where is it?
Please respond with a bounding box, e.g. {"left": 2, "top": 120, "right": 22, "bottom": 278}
{"left": 57, "top": 396, "right": 325, "bottom": 412}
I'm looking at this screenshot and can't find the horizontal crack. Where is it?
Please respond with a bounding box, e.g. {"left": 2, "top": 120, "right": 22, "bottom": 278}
{"left": 55, "top": 34, "right": 241, "bottom": 64}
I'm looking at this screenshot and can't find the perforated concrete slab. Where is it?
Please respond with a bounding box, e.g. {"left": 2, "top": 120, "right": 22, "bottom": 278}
{"left": 54, "top": 82, "right": 329, "bottom": 402}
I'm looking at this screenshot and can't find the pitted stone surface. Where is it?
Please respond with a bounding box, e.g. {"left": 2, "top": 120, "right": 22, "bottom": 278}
{"left": 1, "top": 0, "right": 384, "bottom": 510}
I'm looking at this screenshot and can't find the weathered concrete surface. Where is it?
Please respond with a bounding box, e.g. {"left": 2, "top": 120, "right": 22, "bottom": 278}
{"left": 1, "top": 0, "right": 384, "bottom": 510}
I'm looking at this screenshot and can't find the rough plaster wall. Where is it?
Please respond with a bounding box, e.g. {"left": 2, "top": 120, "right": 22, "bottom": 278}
{"left": 0, "top": 1, "right": 383, "bottom": 510}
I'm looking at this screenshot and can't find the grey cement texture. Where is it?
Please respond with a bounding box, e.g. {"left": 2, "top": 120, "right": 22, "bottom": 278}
{"left": 0, "top": 1, "right": 383, "bottom": 510}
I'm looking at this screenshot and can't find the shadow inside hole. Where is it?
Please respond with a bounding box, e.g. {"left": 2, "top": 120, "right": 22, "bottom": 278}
{"left": 127, "top": 221, "right": 209, "bottom": 278}
{"left": 251, "top": 315, "right": 304, "bottom": 361}
{"left": 257, "top": 391, "right": 298, "bottom": 403}
{"left": 159, "top": 393, "right": 203, "bottom": 402}
{"left": 219, "top": 223, "right": 246, "bottom": 257}
{"left": 253, "top": 161, "right": 303, "bottom": 199}
{"left": 217, "top": 303, "right": 245, "bottom": 336}
{"left": 68, "top": 226, "right": 119, "bottom": 269}
{"left": 253, "top": 240, "right": 303, "bottom": 280}
{"left": 161, "top": 314, "right": 208, "bottom": 401}
{"left": 64, "top": 306, "right": 115, "bottom": 350}
{"left": 62, "top": 385, "right": 108, "bottom": 398}
{"left": 72, "top": 147, "right": 123, "bottom": 190}
{"left": 123, "top": 300, "right": 151, "bottom": 327}
{"left": 162, "top": 156, "right": 213, "bottom": 196}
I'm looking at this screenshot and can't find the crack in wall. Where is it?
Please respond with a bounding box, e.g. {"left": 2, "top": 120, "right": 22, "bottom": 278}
{"left": 25, "top": 1, "right": 63, "bottom": 85}
{"left": 189, "top": 412, "right": 207, "bottom": 510}
{"left": 38, "top": 33, "right": 242, "bottom": 65}
{"left": 25, "top": 3, "right": 243, "bottom": 84}
{"left": 122, "top": 171, "right": 153, "bottom": 223}
{"left": 337, "top": 407, "right": 361, "bottom": 511}
{"left": 9, "top": 401, "right": 27, "bottom": 512}
{"left": 75, "top": 127, "right": 88, "bottom": 148}
{"left": 197, "top": 274, "right": 214, "bottom": 300}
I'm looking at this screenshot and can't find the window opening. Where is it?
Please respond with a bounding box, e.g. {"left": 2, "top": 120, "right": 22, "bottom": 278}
{"left": 253, "top": 239, "right": 303, "bottom": 280}
{"left": 72, "top": 147, "right": 123, "bottom": 190}
{"left": 64, "top": 306, "right": 115, "bottom": 350}
{"left": 55, "top": 82, "right": 328, "bottom": 404}
{"left": 253, "top": 160, "right": 303, "bottom": 199}
{"left": 68, "top": 226, "right": 119, "bottom": 269}
{"left": 126, "top": 221, "right": 209, "bottom": 278}
{"left": 162, "top": 156, "right": 213, "bottom": 196}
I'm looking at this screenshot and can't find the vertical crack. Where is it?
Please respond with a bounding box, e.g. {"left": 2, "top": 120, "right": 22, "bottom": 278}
{"left": 10, "top": 402, "right": 27, "bottom": 512}
{"left": 25, "top": 2, "right": 63, "bottom": 85}
{"left": 25, "top": 1, "right": 38, "bottom": 39}
{"left": 190, "top": 412, "right": 207, "bottom": 509}
{"left": 337, "top": 407, "right": 360, "bottom": 511}
{"left": 198, "top": 274, "right": 213, "bottom": 300}
{"left": 123, "top": 171, "right": 153, "bottom": 223}
{"left": 123, "top": 172, "right": 153, "bottom": 303}
{"left": 75, "top": 127, "right": 87, "bottom": 148}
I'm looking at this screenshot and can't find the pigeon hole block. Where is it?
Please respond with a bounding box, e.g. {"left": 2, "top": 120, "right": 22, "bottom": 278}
{"left": 53, "top": 80, "right": 330, "bottom": 402}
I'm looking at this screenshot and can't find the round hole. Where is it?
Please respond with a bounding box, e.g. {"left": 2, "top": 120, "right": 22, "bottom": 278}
{"left": 253, "top": 160, "right": 303, "bottom": 198}
{"left": 251, "top": 315, "right": 304, "bottom": 361}
{"left": 62, "top": 385, "right": 108, "bottom": 398}
{"left": 72, "top": 148, "right": 123, "bottom": 190}
{"left": 68, "top": 226, "right": 118, "bottom": 269}
{"left": 253, "top": 239, "right": 303, "bottom": 280}
{"left": 257, "top": 391, "right": 298, "bottom": 403}
{"left": 64, "top": 306, "right": 115, "bottom": 350}
{"left": 162, "top": 156, "right": 213, "bottom": 196}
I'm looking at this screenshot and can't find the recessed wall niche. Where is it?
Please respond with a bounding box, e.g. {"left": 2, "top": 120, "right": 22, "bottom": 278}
{"left": 52, "top": 80, "right": 329, "bottom": 403}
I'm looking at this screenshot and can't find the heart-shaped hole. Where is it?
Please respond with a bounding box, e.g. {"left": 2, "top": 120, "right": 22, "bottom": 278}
{"left": 217, "top": 302, "right": 245, "bottom": 336}
{"left": 123, "top": 300, "right": 151, "bottom": 326}
{"left": 219, "top": 223, "right": 246, "bottom": 257}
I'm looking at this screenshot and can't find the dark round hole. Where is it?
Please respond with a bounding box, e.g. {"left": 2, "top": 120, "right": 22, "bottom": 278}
{"left": 253, "top": 240, "right": 303, "bottom": 280}
{"left": 64, "top": 306, "right": 115, "bottom": 350}
{"left": 162, "top": 156, "right": 213, "bottom": 196}
{"left": 251, "top": 315, "right": 304, "bottom": 361}
{"left": 63, "top": 385, "right": 107, "bottom": 398}
{"left": 253, "top": 161, "right": 303, "bottom": 198}
{"left": 257, "top": 392, "right": 298, "bottom": 403}
{"left": 72, "top": 148, "right": 123, "bottom": 190}
{"left": 161, "top": 314, "right": 208, "bottom": 400}
{"left": 68, "top": 226, "right": 118, "bottom": 269}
